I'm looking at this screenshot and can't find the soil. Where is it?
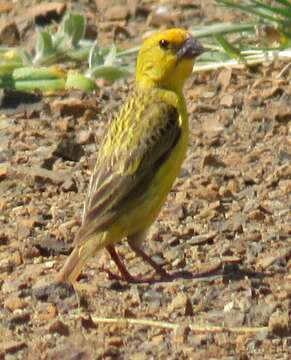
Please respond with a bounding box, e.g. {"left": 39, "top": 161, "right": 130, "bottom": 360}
{"left": 0, "top": 1, "right": 290, "bottom": 359}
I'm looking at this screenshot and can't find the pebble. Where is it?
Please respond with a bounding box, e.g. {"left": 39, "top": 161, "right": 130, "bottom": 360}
{"left": 268, "top": 312, "right": 290, "bottom": 337}
{"left": 0, "top": 341, "right": 26, "bottom": 355}
{"left": 4, "top": 295, "right": 27, "bottom": 311}
{"left": 48, "top": 319, "right": 69, "bottom": 336}
{"left": 168, "top": 293, "right": 193, "bottom": 316}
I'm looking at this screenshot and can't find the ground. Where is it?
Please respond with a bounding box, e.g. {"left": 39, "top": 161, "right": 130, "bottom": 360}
{"left": 0, "top": 1, "right": 290, "bottom": 359}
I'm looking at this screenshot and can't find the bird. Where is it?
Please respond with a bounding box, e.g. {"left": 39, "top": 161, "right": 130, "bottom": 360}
{"left": 57, "top": 28, "right": 205, "bottom": 284}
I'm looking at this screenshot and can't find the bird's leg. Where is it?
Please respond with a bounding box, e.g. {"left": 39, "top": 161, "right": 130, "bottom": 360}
{"left": 128, "top": 230, "right": 172, "bottom": 281}
{"left": 105, "top": 245, "right": 136, "bottom": 282}
{"left": 106, "top": 244, "right": 161, "bottom": 283}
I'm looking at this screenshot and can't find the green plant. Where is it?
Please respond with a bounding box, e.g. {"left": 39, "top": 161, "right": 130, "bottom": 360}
{"left": 0, "top": 12, "right": 131, "bottom": 93}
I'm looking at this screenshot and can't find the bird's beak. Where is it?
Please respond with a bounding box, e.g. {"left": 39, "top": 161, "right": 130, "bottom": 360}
{"left": 176, "top": 35, "right": 205, "bottom": 60}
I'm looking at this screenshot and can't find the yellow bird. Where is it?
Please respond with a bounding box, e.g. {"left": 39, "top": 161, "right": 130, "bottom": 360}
{"left": 57, "top": 28, "right": 204, "bottom": 284}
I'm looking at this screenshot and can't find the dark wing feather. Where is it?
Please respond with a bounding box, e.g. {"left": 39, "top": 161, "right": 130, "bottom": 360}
{"left": 74, "top": 96, "right": 180, "bottom": 245}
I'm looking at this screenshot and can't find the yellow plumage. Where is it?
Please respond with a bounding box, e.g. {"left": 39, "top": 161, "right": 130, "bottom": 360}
{"left": 57, "top": 28, "right": 204, "bottom": 283}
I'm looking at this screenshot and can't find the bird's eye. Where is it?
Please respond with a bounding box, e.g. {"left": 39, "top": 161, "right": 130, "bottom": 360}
{"left": 159, "top": 39, "right": 170, "bottom": 50}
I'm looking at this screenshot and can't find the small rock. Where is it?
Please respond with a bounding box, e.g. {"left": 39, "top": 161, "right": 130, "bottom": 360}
{"left": 53, "top": 139, "right": 84, "bottom": 162}
{"left": 0, "top": 118, "right": 13, "bottom": 130}
{"left": 168, "top": 293, "right": 193, "bottom": 316}
{"left": 106, "top": 336, "right": 124, "bottom": 347}
{"left": 7, "top": 311, "right": 30, "bottom": 329}
{"left": 48, "top": 319, "right": 69, "bottom": 336}
{"left": 247, "top": 210, "right": 265, "bottom": 221}
{"left": 173, "top": 324, "right": 190, "bottom": 344}
{"left": 188, "top": 232, "right": 216, "bottom": 246}
{"left": 18, "top": 218, "right": 37, "bottom": 238}
{"left": 202, "top": 116, "right": 224, "bottom": 133}
{"left": 129, "top": 354, "right": 148, "bottom": 360}
{"left": 34, "top": 146, "right": 56, "bottom": 169}
{"left": 0, "top": 341, "right": 26, "bottom": 355}
{"left": 168, "top": 236, "right": 179, "bottom": 247}
{"left": 25, "top": 2, "right": 66, "bottom": 24}
{"left": 0, "top": 3, "right": 12, "bottom": 13}
{"left": 224, "top": 310, "right": 245, "bottom": 327}
{"left": 104, "top": 5, "right": 129, "bottom": 20}
{"left": 0, "top": 164, "right": 8, "bottom": 181}
{"left": 279, "top": 179, "right": 291, "bottom": 194}
{"left": 0, "top": 232, "right": 8, "bottom": 245}
{"left": 164, "top": 248, "right": 179, "bottom": 262}
{"left": 0, "top": 148, "right": 13, "bottom": 163}
{"left": 17, "top": 224, "right": 31, "bottom": 239}
{"left": 4, "top": 295, "right": 27, "bottom": 311}
{"left": 195, "top": 185, "right": 219, "bottom": 201}
{"left": 217, "top": 68, "right": 232, "bottom": 90}
{"left": 268, "top": 312, "right": 290, "bottom": 337}
{"left": 19, "top": 166, "right": 68, "bottom": 185}
{"left": 202, "top": 153, "right": 226, "bottom": 168}
{"left": 77, "top": 130, "right": 94, "bottom": 145}
{"left": 0, "top": 89, "right": 42, "bottom": 113}
{"left": 33, "top": 236, "right": 70, "bottom": 257}
{"left": 227, "top": 179, "right": 240, "bottom": 193}
{"left": 249, "top": 303, "right": 274, "bottom": 326}
{"left": 51, "top": 98, "right": 91, "bottom": 118}
{"left": 220, "top": 94, "right": 234, "bottom": 107}
{"left": 272, "top": 107, "right": 291, "bottom": 122}
{"left": 0, "top": 258, "right": 13, "bottom": 273}
{"left": 246, "top": 232, "right": 262, "bottom": 242}
{"left": 55, "top": 118, "right": 70, "bottom": 132}
{"left": 32, "top": 282, "right": 75, "bottom": 302}
{"left": 147, "top": 5, "right": 179, "bottom": 27}
{"left": 38, "top": 303, "right": 58, "bottom": 322}
{"left": 19, "top": 218, "right": 36, "bottom": 230}
{"left": 47, "top": 343, "right": 88, "bottom": 360}
{"left": 79, "top": 316, "right": 97, "bottom": 330}
{"left": 257, "top": 255, "right": 278, "bottom": 269}
{"left": 0, "top": 21, "right": 20, "bottom": 46}
{"left": 149, "top": 334, "right": 164, "bottom": 346}
{"left": 61, "top": 178, "right": 78, "bottom": 192}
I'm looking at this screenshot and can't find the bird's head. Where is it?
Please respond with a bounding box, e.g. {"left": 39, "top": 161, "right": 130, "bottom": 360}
{"left": 136, "top": 28, "right": 204, "bottom": 93}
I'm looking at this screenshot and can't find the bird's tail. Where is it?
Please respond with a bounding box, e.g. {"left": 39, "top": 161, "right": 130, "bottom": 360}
{"left": 56, "top": 247, "right": 87, "bottom": 284}
{"left": 56, "top": 234, "right": 104, "bottom": 284}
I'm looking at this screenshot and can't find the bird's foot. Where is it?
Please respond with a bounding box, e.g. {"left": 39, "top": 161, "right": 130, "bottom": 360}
{"left": 104, "top": 268, "right": 174, "bottom": 283}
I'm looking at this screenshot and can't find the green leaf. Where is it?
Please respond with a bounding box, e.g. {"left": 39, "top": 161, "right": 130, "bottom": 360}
{"left": 214, "top": 34, "right": 245, "bottom": 60}
{"left": 274, "top": 0, "right": 291, "bottom": 8}
{"left": 104, "top": 44, "right": 117, "bottom": 66}
{"left": 88, "top": 43, "right": 104, "bottom": 69}
{"left": 116, "top": 46, "right": 140, "bottom": 57}
{"left": 67, "top": 47, "right": 91, "bottom": 61}
{"left": 216, "top": 0, "right": 284, "bottom": 24}
{"left": 14, "top": 78, "right": 66, "bottom": 93}
{"left": 249, "top": 0, "right": 291, "bottom": 20}
{"left": 13, "top": 66, "right": 65, "bottom": 81}
{"left": 0, "top": 50, "right": 23, "bottom": 64}
{"left": 90, "top": 65, "right": 131, "bottom": 82}
{"left": 0, "top": 63, "right": 22, "bottom": 76}
{"left": 0, "top": 75, "right": 14, "bottom": 88}
{"left": 199, "top": 51, "right": 230, "bottom": 63}
{"left": 62, "top": 12, "right": 86, "bottom": 47}
{"left": 191, "top": 22, "right": 256, "bottom": 38}
{"left": 66, "top": 70, "right": 97, "bottom": 91}
{"left": 34, "top": 30, "right": 54, "bottom": 64}
{"left": 52, "top": 33, "right": 69, "bottom": 51}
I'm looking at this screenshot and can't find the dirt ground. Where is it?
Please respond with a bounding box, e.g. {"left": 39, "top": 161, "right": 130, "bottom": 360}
{"left": 0, "top": 1, "right": 290, "bottom": 359}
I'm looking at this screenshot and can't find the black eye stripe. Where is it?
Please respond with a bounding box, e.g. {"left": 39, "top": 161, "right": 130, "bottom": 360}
{"left": 159, "top": 39, "right": 169, "bottom": 50}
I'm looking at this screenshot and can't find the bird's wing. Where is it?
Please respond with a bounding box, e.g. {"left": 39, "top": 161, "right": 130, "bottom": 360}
{"left": 74, "top": 96, "right": 181, "bottom": 246}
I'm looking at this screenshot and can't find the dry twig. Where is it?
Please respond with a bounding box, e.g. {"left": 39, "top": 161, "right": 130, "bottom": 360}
{"left": 88, "top": 316, "right": 268, "bottom": 334}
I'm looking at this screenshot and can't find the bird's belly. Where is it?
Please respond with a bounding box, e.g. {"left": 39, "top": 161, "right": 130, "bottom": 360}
{"left": 119, "top": 134, "right": 188, "bottom": 235}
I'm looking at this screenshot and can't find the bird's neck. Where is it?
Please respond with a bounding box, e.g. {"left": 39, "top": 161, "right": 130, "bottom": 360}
{"left": 136, "top": 80, "right": 185, "bottom": 102}
{"left": 135, "top": 83, "right": 188, "bottom": 129}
